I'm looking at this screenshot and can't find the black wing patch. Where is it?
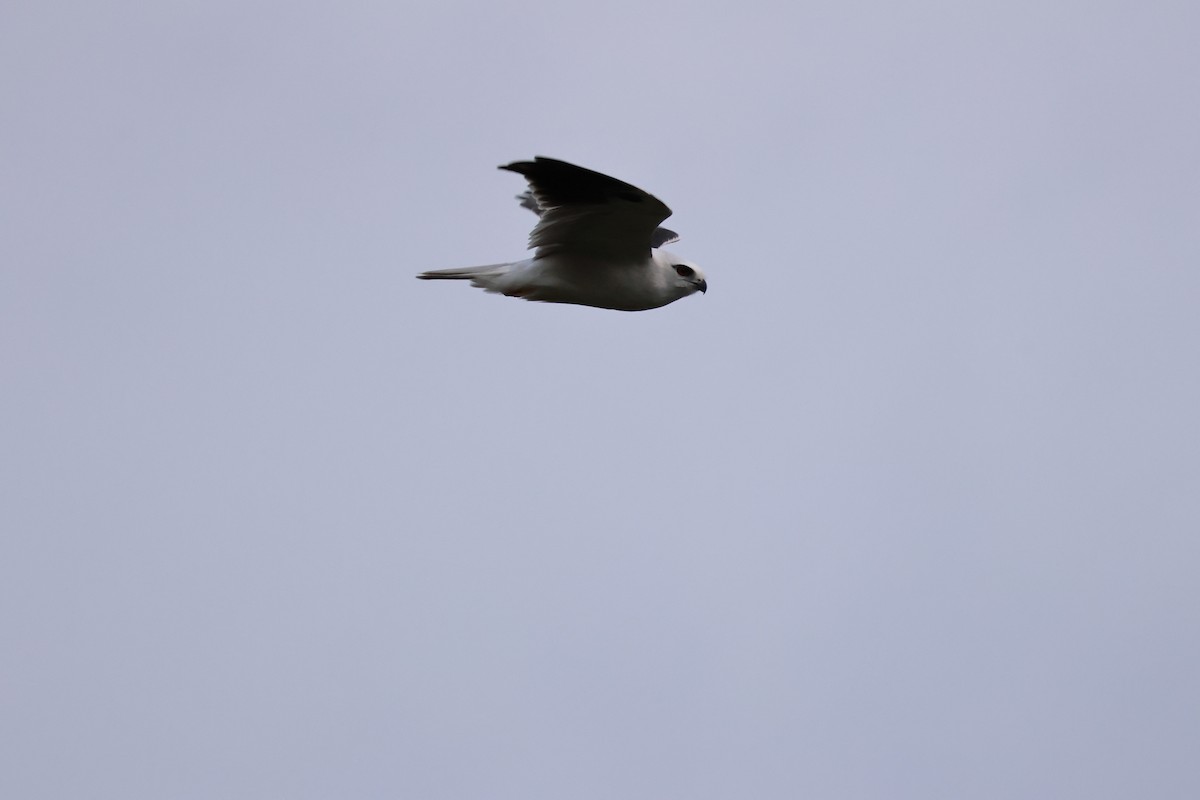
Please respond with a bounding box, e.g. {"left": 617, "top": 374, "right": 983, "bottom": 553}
{"left": 514, "top": 177, "right": 681, "bottom": 249}
{"left": 499, "top": 157, "right": 668, "bottom": 213}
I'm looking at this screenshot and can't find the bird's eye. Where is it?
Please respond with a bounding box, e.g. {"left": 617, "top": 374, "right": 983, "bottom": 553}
{"left": 674, "top": 265, "right": 695, "bottom": 278}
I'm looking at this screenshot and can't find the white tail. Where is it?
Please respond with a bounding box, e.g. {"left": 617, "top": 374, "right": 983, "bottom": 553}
{"left": 416, "top": 263, "right": 510, "bottom": 281}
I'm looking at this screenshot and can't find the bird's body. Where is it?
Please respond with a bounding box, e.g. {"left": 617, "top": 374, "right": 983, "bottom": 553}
{"left": 420, "top": 249, "right": 695, "bottom": 311}
{"left": 417, "top": 157, "right": 707, "bottom": 311}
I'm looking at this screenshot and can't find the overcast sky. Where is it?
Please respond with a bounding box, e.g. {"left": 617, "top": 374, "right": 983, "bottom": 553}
{"left": 4, "top": 1, "right": 1199, "bottom": 798}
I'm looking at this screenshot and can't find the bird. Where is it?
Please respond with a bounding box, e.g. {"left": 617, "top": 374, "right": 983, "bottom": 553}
{"left": 417, "top": 157, "right": 707, "bottom": 311}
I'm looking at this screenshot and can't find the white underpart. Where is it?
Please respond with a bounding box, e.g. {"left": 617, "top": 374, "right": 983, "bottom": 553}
{"left": 468, "top": 249, "right": 696, "bottom": 312}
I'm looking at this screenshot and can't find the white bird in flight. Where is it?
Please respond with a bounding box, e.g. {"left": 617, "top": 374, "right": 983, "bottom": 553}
{"left": 417, "top": 157, "right": 707, "bottom": 311}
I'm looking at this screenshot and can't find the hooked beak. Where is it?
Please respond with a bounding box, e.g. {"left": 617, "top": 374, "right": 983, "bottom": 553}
{"left": 696, "top": 278, "right": 707, "bottom": 294}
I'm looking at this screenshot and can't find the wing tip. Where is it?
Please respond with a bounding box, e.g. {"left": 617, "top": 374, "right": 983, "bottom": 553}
{"left": 498, "top": 158, "right": 538, "bottom": 175}
{"left": 498, "top": 155, "right": 573, "bottom": 174}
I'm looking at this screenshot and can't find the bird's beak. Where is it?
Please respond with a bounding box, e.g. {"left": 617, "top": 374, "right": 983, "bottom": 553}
{"left": 696, "top": 279, "right": 707, "bottom": 294}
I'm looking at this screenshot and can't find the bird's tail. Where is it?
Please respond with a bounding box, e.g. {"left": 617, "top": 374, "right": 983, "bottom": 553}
{"left": 416, "top": 262, "right": 519, "bottom": 295}
{"left": 416, "top": 263, "right": 510, "bottom": 281}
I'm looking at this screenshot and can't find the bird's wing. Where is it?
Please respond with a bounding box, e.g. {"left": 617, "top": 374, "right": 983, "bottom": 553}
{"left": 516, "top": 189, "right": 681, "bottom": 249}
{"left": 515, "top": 190, "right": 542, "bottom": 215}
{"left": 500, "top": 157, "right": 673, "bottom": 261}
{"left": 650, "top": 227, "right": 681, "bottom": 248}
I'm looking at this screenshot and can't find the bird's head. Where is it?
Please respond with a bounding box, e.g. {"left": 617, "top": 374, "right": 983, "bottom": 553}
{"left": 655, "top": 249, "right": 708, "bottom": 299}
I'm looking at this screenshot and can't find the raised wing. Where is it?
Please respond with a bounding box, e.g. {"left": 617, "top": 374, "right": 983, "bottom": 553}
{"left": 499, "top": 157, "right": 673, "bottom": 261}
{"left": 516, "top": 189, "right": 680, "bottom": 248}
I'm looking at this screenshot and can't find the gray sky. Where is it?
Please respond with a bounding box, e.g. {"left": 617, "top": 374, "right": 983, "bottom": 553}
{"left": 4, "top": 1, "right": 1199, "bottom": 797}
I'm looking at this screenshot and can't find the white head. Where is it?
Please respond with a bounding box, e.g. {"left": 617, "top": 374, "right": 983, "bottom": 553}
{"left": 653, "top": 249, "right": 708, "bottom": 301}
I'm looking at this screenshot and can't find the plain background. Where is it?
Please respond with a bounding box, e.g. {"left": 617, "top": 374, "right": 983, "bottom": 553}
{"left": 4, "top": 1, "right": 1199, "bottom": 797}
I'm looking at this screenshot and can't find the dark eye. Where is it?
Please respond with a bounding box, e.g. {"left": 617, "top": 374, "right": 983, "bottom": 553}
{"left": 673, "top": 264, "right": 695, "bottom": 278}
